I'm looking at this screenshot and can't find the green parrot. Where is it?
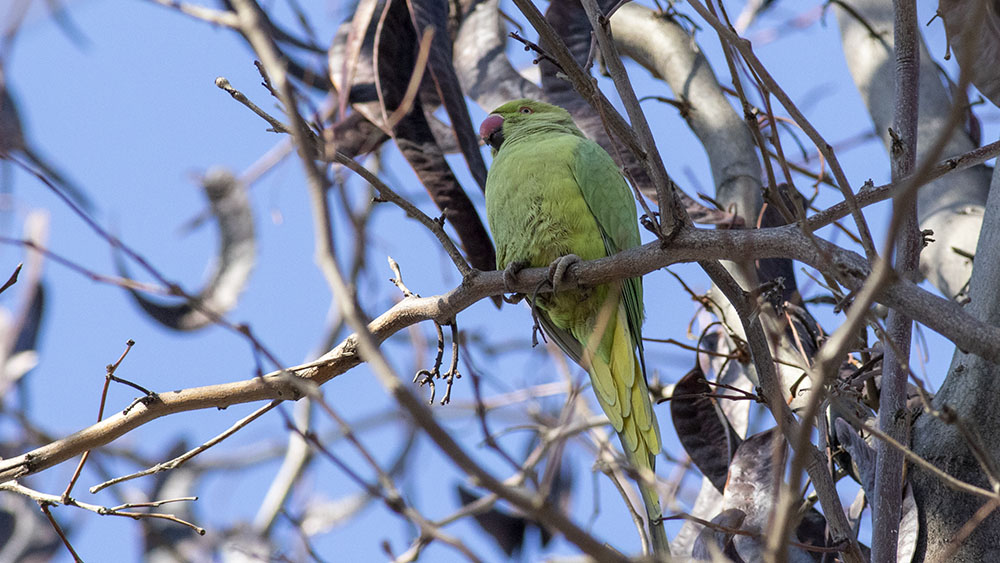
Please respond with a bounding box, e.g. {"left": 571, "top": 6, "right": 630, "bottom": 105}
{"left": 481, "top": 99, "right": 668, "bottom": 557}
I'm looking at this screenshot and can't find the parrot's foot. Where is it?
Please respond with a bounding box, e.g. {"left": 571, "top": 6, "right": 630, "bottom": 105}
{"left": 502, "top": 260, "right": 529, "bottom": 303}
{"left": 547, "top": 254, "right": 582, "bottom": 293}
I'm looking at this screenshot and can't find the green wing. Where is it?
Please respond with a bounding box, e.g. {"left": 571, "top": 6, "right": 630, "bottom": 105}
{"left": 569, "top": 139, "right": 646, "bottom": 368}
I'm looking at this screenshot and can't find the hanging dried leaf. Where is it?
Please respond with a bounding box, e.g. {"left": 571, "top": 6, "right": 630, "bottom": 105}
{"left": 457, "top": 485, "right": 528, "bottom": 556}
{"left": 723, "top": 429, "right": 785, "bottom": 524}
{"left": 117, "top": 168, "right": 256, "bottom": 331}
{"left": 698, "top": 324, "right": 754, "bottom": 438}
{"left": 897, "top": 483, "right": 918, "bottom": 563}
{"left": 0, "top": 490, "right": 61, "bottom": 561}
{"left": 327, "top": 10, "right": 397, "bottom": 158}
{"left": 334, "top": 0, "right": 382, "bottom": 118}
{"left": 3, "top": 284, "right": 43, "bottom": 386}
{"left": 538, "top": 0, "right": 607, "bottom": 104}
{"left": 329, "top": 11, "right": 389, "bottom": 132}
{"left": 299, "top": 493, "right": 372, "bottom": 536}
{"left": 835, "top": 417, "right": 877, "bottom": 495}
{"left": 405, "top": 0, "right": 488, "bottom": 190}
{"left": 456, "top": 453, "right": 572, "bottom": 555}
{"left": 794, "top": 506, "right": 835, "bottom": 554}
{"left": 0, "top": 83, "right": 93, "bottom": 211}
{"left": 327, "top": 22, "right": 391, "bottom": 158}
{"left": 454, "top": 0, "right": 543, "bottom": 109}
{"left": 938, "top": 0, "right": 1000, "bottom": 107}
{"left": 373, "top": 0, "right": 496, "bottom": 275}
{"left": 691, "top": 508, "right": 746, "bottom": 562}
{"left": 0, "top": 211, "right": 49, "bottom": 396}
{"left": 670, "top": 364, "right": 743, "bottom": 491}
{"left": 723, "top": 428, "right": 815, "bottom": 562}
{"left": 672, "top": 477, "right": 726, "bottom": 557}
{"left": 329, "top": 111, "right": 390, "bottom": 158}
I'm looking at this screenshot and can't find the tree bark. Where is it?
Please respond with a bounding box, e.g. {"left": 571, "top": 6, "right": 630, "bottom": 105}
{"left": 910, "top": 161, "right": 1000, "bottom": 561}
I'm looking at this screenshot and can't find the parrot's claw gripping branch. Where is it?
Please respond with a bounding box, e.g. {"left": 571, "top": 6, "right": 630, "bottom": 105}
{"left": 501, "top": 260, "right": 529, "bottom": 304}
{"left": 548, "top": 254, "right": 582, "bottom": 293}
{"left": 526, "top": 282, "right": 551, "bottom": 349}
{"left": 413, "top": 321, "right": 462, "bottom": 405}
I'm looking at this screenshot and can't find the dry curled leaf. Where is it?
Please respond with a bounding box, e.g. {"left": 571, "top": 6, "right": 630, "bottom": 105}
{"left": 670, "top": 364, "right": 743, "bottom": 492}
{"left": 372, "top": 0, "right": 497, "bottom": 275}
{"left": 938, "top": 0, "right": 1000, "bottom": 108}
{"left": 117, "top": 168, "right": 256, "bottom": 331}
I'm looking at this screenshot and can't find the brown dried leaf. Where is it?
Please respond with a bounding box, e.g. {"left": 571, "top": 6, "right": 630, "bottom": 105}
{"left": 670, "top": 364, "right": 743, "bottom": 491}
{"left": 939, "top": 0, "right": 1000, "bottom": 107}
{"left": 406, "top": 0, "right": 489, "bottom": 190}
{"left": 691, "top": 508, "right": 746, "bottom": 562}
{"left": 374, "top": 0, "right": 496, "bottom": 274}
{"left": 723, "top": 429, "right": 815, "bottom": 562}
{"left": 117, "top": 169, "right": 256, "bottom": 331}
{"left": 454, "top": 0, "right": 543, "bottom": 110}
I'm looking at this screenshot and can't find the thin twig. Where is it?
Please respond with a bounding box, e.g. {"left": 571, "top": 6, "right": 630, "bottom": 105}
{"left": 90, "top": 400, "right": 280, "bottom": 493}
{"left": 5, "top": 481, "right": 206, "bottom": 534}
{"left": 61, "top": 339, "right": 136, "bottom": 502}
{"left": 39, "top": 503, "right": 83, "bottom": 563}
{"left": 332, "top": 152, "right": 472, "bottom": 276}
{"left": 807, "top": 139, "right": 1000, "bottom": 231}
{"left": 0, "top": 236, "right": 164, "bottom": 293}
{"left": 216, "top": 76, "right": 291, "bottom": 134}
{"left": 147, "top": 0, "right": 239, "bottom": 28}
{"left": 833, "top": 401, "right": 997, "bottom": 501}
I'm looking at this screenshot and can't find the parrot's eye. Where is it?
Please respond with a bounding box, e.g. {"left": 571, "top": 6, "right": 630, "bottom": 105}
{"left": 518, "top": 106, "right": 533, "bottom": 114}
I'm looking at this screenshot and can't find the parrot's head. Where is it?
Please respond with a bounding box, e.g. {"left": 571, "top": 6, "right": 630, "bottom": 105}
{"left": 479, "top": 99, "right": 579, "bottom": 154}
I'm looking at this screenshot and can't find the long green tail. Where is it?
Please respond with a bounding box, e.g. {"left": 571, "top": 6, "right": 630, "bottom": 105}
{"left": 627, "top": 437, "right": 670, "bottom": 559}
{"left": 583, "top": 306, "right": 671, "bottom": 559}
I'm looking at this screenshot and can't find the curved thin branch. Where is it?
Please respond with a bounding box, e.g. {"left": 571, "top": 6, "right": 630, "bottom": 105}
{"left": 807, "top": 138, "right": 1000, "bottom": 231}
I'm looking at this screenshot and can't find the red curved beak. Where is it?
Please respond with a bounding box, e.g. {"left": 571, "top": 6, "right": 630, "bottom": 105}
{"left": 480, "top": 114, "right": 505, "bottom": 150}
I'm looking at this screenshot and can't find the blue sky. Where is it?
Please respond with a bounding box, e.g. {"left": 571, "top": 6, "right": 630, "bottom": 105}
{"left": 2, "top": 0, "right": 998, "bottom": 561}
